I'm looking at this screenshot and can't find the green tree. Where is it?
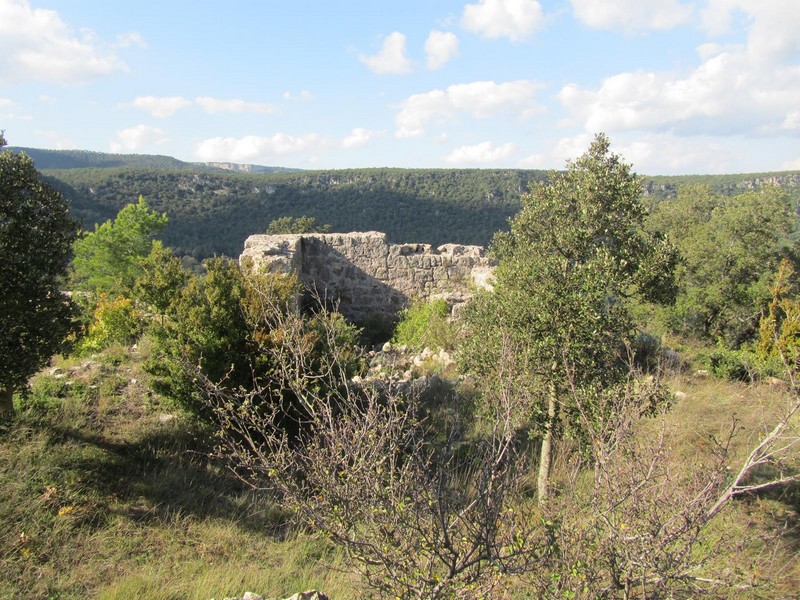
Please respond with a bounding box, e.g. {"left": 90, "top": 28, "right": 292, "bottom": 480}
{"left": 650, "top": 184, "right": 795, "bottom": 344}
{"left": 460, "top": 134, "right": 677, "bottom": 503}
{"left": 72, "top": 195, "right": 168, "bottom": 296}
{"left": 266, "top": 215, "right": 331, "bottom": 234}
{"left": 133, "top": 242, "right": 188, "bottom": 325}
{"left": 0, "top": 134, "right": 79, "bottom": 414}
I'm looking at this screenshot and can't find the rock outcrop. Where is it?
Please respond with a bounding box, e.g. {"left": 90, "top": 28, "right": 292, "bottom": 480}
{"left": 241, "top": 231, "right": 496, "bottom": 324}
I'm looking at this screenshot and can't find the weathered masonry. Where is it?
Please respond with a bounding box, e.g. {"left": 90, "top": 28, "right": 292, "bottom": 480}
{"left": 240, "top": 231, "right": 496, "bottom": 324}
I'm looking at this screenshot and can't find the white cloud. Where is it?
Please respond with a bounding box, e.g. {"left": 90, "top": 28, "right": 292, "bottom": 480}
{"left": 0, "top": 98, "right": 12, "bottom": 108}
{"left": 129, "top": 96, "right": 191, "bottom": 118}
{"left": 425, "top": 30, "right": 459, "bottom": 70}
{"left": 570, "top": 0, "right": 693, "bottom": 32}
{"left": 34, "top": 129, "right": 73, "bottom": 150}
{"left": 196, "top": 96, "right": 276, "bottom": 115}
{"left": 461, "top": 0, "right": 545, "bottom": 41}
{"left": 194, "top": 133, "right": 327, "bottom": 162}
{"left": 109, "top": 124, "right": 168, "bottom": 152}
{"left": 444, "top": 141, "right": 517, "bottom": 164}
{"left": 115, "top": 31, "right": 147, "bottom": 48}
{"left": 283, "top": 90, "right": 314, "bottom": 101}
{"left": 559, "top": 2, "right": 800, "bottom": 141}
{"left": 341, "top": 127, "right": 383, "bottom": 149}
{"left": 0, "top": 0, "right": 128, "bottom": 84}
{"left": 359, "top": 31, "right": 413, "bottom": 75}
{"left": 395, "top": 80, "right": 544, "bottom": 138}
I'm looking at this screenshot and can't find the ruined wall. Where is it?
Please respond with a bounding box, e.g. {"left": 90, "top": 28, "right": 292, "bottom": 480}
{"left": 240, "top": 232, "right": 495, "bottom": 323}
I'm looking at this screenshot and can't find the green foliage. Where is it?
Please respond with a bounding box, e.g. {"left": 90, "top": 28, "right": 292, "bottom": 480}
{"left": 146, "top": 257, "right": 362, "bottom": 420}
{"left": 756, "top": 259, "right": 800, "bottom": 370}
{"left": 392, "top": 297, "right": 454, "bottom": 351}
{"left": 0, "top": 134, "right": 80, "bottom": 410}
{"left": 74, "top": 294, "right": 144, "bottom": 355}
{"left": 460, "top": 134, "right": 677, "bottom": 499}
{"left": 72, "top": 195, "right": 167, "bottom": 297}
{"left": 462, "top": 133, "right": 677, "bottom": 398}
{"left": 650, "top": 184, "right": 795, "bottom": 346}
{"left": 266, "top": 215, "right": 331, "bottom": 234}
{"left": 133, "top": 242, "right": 188, "bottom": 320}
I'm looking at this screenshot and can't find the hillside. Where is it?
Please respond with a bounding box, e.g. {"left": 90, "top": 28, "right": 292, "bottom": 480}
{"left": 13, "top": 147, "right": 800, "bottom": 260}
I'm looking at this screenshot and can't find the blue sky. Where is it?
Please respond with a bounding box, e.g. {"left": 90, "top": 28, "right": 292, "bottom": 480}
{"left": 1, "top": 0, "right": 798, "bottom": 174}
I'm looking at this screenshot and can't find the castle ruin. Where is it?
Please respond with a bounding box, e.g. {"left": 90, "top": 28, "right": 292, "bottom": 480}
{"left": 240, "top": 231, "right": 496, "bottom": 324}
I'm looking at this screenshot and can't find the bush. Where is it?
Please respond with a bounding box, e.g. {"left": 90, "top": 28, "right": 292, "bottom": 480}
{"left": 75, "top": 295, "right": 144, "bottom": 355}
{"left": 392, "top": 298, "right": 454, "bottom": 351}
{"left": 707, "top": 345, "right": 782, "bottom": 382}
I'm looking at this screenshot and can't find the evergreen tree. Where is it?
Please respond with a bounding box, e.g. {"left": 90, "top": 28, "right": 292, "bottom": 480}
{"left": 0, "top": 134, "right": 79, "bottom": 414}
{"left": 460, "top": 134, "right": 677, "bottom": 502}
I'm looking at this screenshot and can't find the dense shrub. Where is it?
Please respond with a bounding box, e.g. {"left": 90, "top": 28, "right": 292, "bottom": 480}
{"left": 74, "top": 294, "right": 144, "bottom": 355}
{"left": 392, "top": 298, "right": 454, "bottom": 351}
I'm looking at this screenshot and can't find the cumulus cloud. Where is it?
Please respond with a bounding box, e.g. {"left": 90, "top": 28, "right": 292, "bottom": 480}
{"left": 194, "top": 133, "right": 327, "bottom": 163}
{"left": 109, "top": 124, "right": 168, "bottom": 152}
{"left": 425, "top": 30, "right": 459, "bottom": 70}
{"left": 559, "top": 1, "right": 800, "bottom": 141}
{"left": 129, "top": 96, "right": 191, "bottom": 118}
{"left": 0, "top": 0, "right": 129, "bottom": 84}
{"left": 359, "top": 31, "right": 413, "bottom": 74}
{"left": 195, "top": 96, "right": 276, "bottom": 114}
{"left": 570, "top": 0, "right": 693, "bottom": 32}
{"left": 461, "top": 0, "right": 545, "bottom": 41}
{"left": 395, "top": 79, "right": 544, "bottom": 138}
{"left": 0, "top": 97, "right": 30, "bottom": 120}
{"left": 444, "top": 141, "right": 517, "bottom": 164}
{"left": 341, "top": 127, "right": 383, "bottom": 149}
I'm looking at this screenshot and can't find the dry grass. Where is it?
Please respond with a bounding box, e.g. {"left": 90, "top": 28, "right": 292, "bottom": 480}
{"left": 1, "top": 344, "right": 798, "bottom": 599}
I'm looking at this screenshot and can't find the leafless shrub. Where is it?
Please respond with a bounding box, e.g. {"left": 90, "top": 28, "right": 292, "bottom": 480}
{"left": 198, "top": 303, "right": 549, "bottom": 599}
{"left": 192, "top": 289, "right": 800, "bottom": 598}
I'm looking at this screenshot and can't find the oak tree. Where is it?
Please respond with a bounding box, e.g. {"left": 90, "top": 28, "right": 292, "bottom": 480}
{"left": 460, "top": 134, "right": 677, "bottom": 503}
{"left": 0, "top": 134, "right": 79, "bottom": 414}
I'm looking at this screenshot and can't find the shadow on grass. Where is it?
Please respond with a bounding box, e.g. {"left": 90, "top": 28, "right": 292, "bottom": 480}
{"left": 43, "top": 419, "right": 287, "bottom": 536}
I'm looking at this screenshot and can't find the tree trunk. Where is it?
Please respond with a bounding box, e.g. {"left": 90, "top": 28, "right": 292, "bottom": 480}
{"left": 537, "top": 382, "right": 558, "bottom": 505}
{"left": 0, "top": 386, "right": 13, "bottom": 417}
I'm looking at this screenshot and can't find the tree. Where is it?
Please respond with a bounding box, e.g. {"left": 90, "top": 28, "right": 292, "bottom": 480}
{"left": 71, "top": 195, "right": 167, "bottom": 297}
{"left": 266, "top": 215, "right": 331, "bottom": 235}
{"left": 0, "top": 134, "right": 79, "bottom": 414}
{"left": 649, "top": 184, "right": 795, "bottom": 345}
{"left": 460, "top": 134, "right": 677, "bottom": 503}
{"left": 133, "top": 242, "right": 188, "bottom": 325}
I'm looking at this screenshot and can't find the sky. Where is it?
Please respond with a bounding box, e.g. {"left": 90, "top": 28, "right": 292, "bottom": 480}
{"left": 1, "top": 0, "right": 799, "bottom": 175}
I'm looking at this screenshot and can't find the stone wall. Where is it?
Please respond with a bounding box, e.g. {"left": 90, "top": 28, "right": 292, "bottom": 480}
{"left": 240, "top": 231, "right": 495, "bottom": 323}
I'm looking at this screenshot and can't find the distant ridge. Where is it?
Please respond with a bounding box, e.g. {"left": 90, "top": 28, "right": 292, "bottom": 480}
{"left": 8, "top": 146, "right": 799, "bottom": 261}
{"left": 8, "top": 147, "right": 299, "bottom": 174}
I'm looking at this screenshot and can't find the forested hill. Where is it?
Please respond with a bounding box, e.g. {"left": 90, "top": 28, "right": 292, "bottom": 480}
{"left": 44, "top": 167, "right": 546, "bottom": 258}
{"left": 17, "top": 147, "right": 800, "bottom": 260}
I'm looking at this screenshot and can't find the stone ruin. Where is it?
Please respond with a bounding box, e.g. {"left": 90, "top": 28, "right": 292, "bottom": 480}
{"left": 240, "top": 231, "right": 496, "bottom": 325}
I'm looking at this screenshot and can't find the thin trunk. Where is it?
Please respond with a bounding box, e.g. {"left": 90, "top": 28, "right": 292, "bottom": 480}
{"left": 537, "top": 381, "right": 558, "bottom": 505}
{"left": 0, "top": 387, "right": 13, "bottom": 416}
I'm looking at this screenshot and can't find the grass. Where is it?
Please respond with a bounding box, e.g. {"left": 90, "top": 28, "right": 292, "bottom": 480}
{"left": 0, "top": 346, "right": 357, "bottom": 600}
{"left": 1, "top": 342, "right": 798, "bottom": 599}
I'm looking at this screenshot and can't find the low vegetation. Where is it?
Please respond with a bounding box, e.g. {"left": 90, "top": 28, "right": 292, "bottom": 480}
{"left": 2, "top": 135, "right": 799, "bottom": 598}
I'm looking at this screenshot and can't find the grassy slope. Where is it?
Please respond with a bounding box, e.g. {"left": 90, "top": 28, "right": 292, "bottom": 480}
{"left": 0, "top": 344, "right": 356, "bottom": 600}
{"left": 1, "top": 342, "right": 798, "bottom": 599}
